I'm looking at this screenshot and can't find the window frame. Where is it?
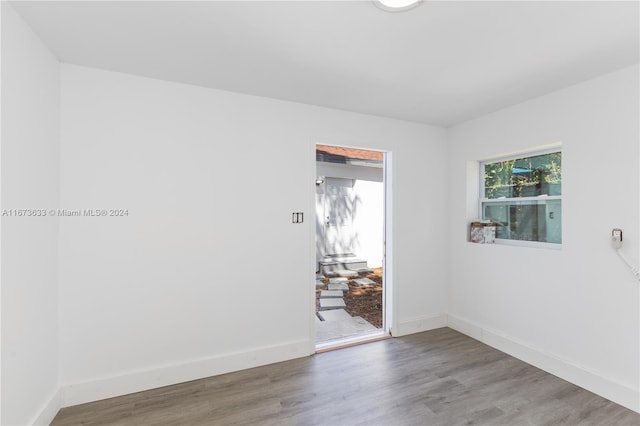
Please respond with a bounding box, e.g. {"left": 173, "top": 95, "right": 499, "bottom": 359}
{"left": 479, "top": 147, "right": 562, "bottom": 249}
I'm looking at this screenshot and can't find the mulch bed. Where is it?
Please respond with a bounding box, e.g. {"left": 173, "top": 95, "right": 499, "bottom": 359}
{"left": 315, "top": 268, "right": 383, "bottom": 328}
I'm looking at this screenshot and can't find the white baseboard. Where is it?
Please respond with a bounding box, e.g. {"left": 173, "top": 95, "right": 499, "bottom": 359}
{"left": 61, "top": 339, "right": 312, "bottom": 408}
{"left": 447, "top": 314, "right": 640, "bottom": 413}
{"left": 34, "top": 319, "right": 640, "bottom": 419}
{"left": 30, "top": 389, "right": 62, "bottom": 426}
{"left": 394, "top": 313, "right": 447, "bottom": 337}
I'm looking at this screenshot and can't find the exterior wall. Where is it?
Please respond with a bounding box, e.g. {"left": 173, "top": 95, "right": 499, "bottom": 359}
{"left": 448, "top": 64, "right": 640, "bottom": 411}
{"left": 317, "top": 161, "right": 383, "bottom": 183}
{"left": 1, "top": 3, "right": 61, "bottom": 425}
{"left": 316, "top": 162, "right": 384, "bottom": 269}
{"left": 352, "top": 179, "right": 384, "bottom": 268}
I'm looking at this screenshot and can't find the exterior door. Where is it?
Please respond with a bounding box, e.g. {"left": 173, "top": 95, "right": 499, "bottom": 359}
{"left": 323, "top": 177, "right": 355, "bottom": 256}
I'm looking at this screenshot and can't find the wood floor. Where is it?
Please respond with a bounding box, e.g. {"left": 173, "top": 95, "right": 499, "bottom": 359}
{"left": 51, "top": 328, "right": 639, "bottom": 426}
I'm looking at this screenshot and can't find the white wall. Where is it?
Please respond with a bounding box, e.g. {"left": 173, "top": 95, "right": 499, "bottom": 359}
{"left": 448, "top": 65, "right": 640, "bottom": 411}
{"left": 315, "top": 162, "right": 384, "bottom": 269}
{"left": 352, "top": 179, "right": 384, "bottom": 268}
{"left": 58, "top": 64, "right": 449, "bottom": 405}
{"left": 1, "top": 3, "right": 60, "bottom": 425}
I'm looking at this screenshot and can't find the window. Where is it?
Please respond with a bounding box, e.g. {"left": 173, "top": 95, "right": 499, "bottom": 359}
{"left": 480, "top": 150, "right": 561, "bottom": 245}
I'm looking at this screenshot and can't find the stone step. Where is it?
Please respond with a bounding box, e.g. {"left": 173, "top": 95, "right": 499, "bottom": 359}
{"left": 320, "top": 257, "right": 369, "bottom": 275}
{"left": 328, "top": 282, "right": 349, "bottom": 291}
{"left": 329, "top": 277, "right": 348, "bottom": 284}
{"left": 317, "top": 309, "right": 352, "bottom": 322}
{"left": 352, "top": 278, "right": 376, "bottom": 286}
{"left": 320, "top": 290, "right": 344, "bottom": 298}
{"left": 319, "top": 298, "right": 346, "bottom": 310}
{"left": 325, "top": 269, "right": 359, "bottom": 278}
{"left": 320, "top": 255, "right": 364, "bottom": 262}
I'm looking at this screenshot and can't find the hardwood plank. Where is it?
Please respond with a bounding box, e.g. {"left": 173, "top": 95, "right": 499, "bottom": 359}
{"left": 51, "top": 328, "right": 640, "bottom": 426}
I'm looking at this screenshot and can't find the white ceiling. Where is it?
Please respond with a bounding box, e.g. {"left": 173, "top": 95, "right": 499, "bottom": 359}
{"left": 10, "top": 0, "right": 639, "bottom": 127}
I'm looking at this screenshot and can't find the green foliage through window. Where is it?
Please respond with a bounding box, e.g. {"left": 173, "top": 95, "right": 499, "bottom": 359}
{"left": 481, "top": 151, "right": 562, "bottom": 244}
{"left": 484, "top": 152, "right": 561, "bottom": 199}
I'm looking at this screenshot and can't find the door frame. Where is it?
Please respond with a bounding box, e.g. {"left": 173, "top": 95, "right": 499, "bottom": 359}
{"left": 309, "top": 142, "right": 394, "bottom": 352}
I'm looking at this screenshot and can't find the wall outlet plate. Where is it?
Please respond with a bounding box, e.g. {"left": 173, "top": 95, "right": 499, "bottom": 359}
{"left": 612, "top": 228, "right": 623, "bottom": 242}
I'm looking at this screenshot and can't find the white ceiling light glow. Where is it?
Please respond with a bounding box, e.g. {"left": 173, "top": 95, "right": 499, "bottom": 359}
{"left": 374, "top": 0, "right": 422, "bottom": 12}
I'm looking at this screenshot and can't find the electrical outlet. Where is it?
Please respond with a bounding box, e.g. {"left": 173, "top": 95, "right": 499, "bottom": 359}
{"left": 612, "top": 228, "right": 623, "bottom": 242}
{"left": 612, "top": 228, "right": 623, "bottom": 249}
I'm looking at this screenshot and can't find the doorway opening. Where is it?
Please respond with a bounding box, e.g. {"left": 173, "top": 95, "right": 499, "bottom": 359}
{"left": 314, "top": 144, "right": 391, "bottom": 350}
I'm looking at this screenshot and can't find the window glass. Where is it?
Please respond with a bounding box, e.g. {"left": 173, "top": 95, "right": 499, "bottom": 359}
{"left": 484, "top": 152, "right": 561, "bottom": 199}
{"left": 481, "top": 151, "right": 561, "bottom": 245}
